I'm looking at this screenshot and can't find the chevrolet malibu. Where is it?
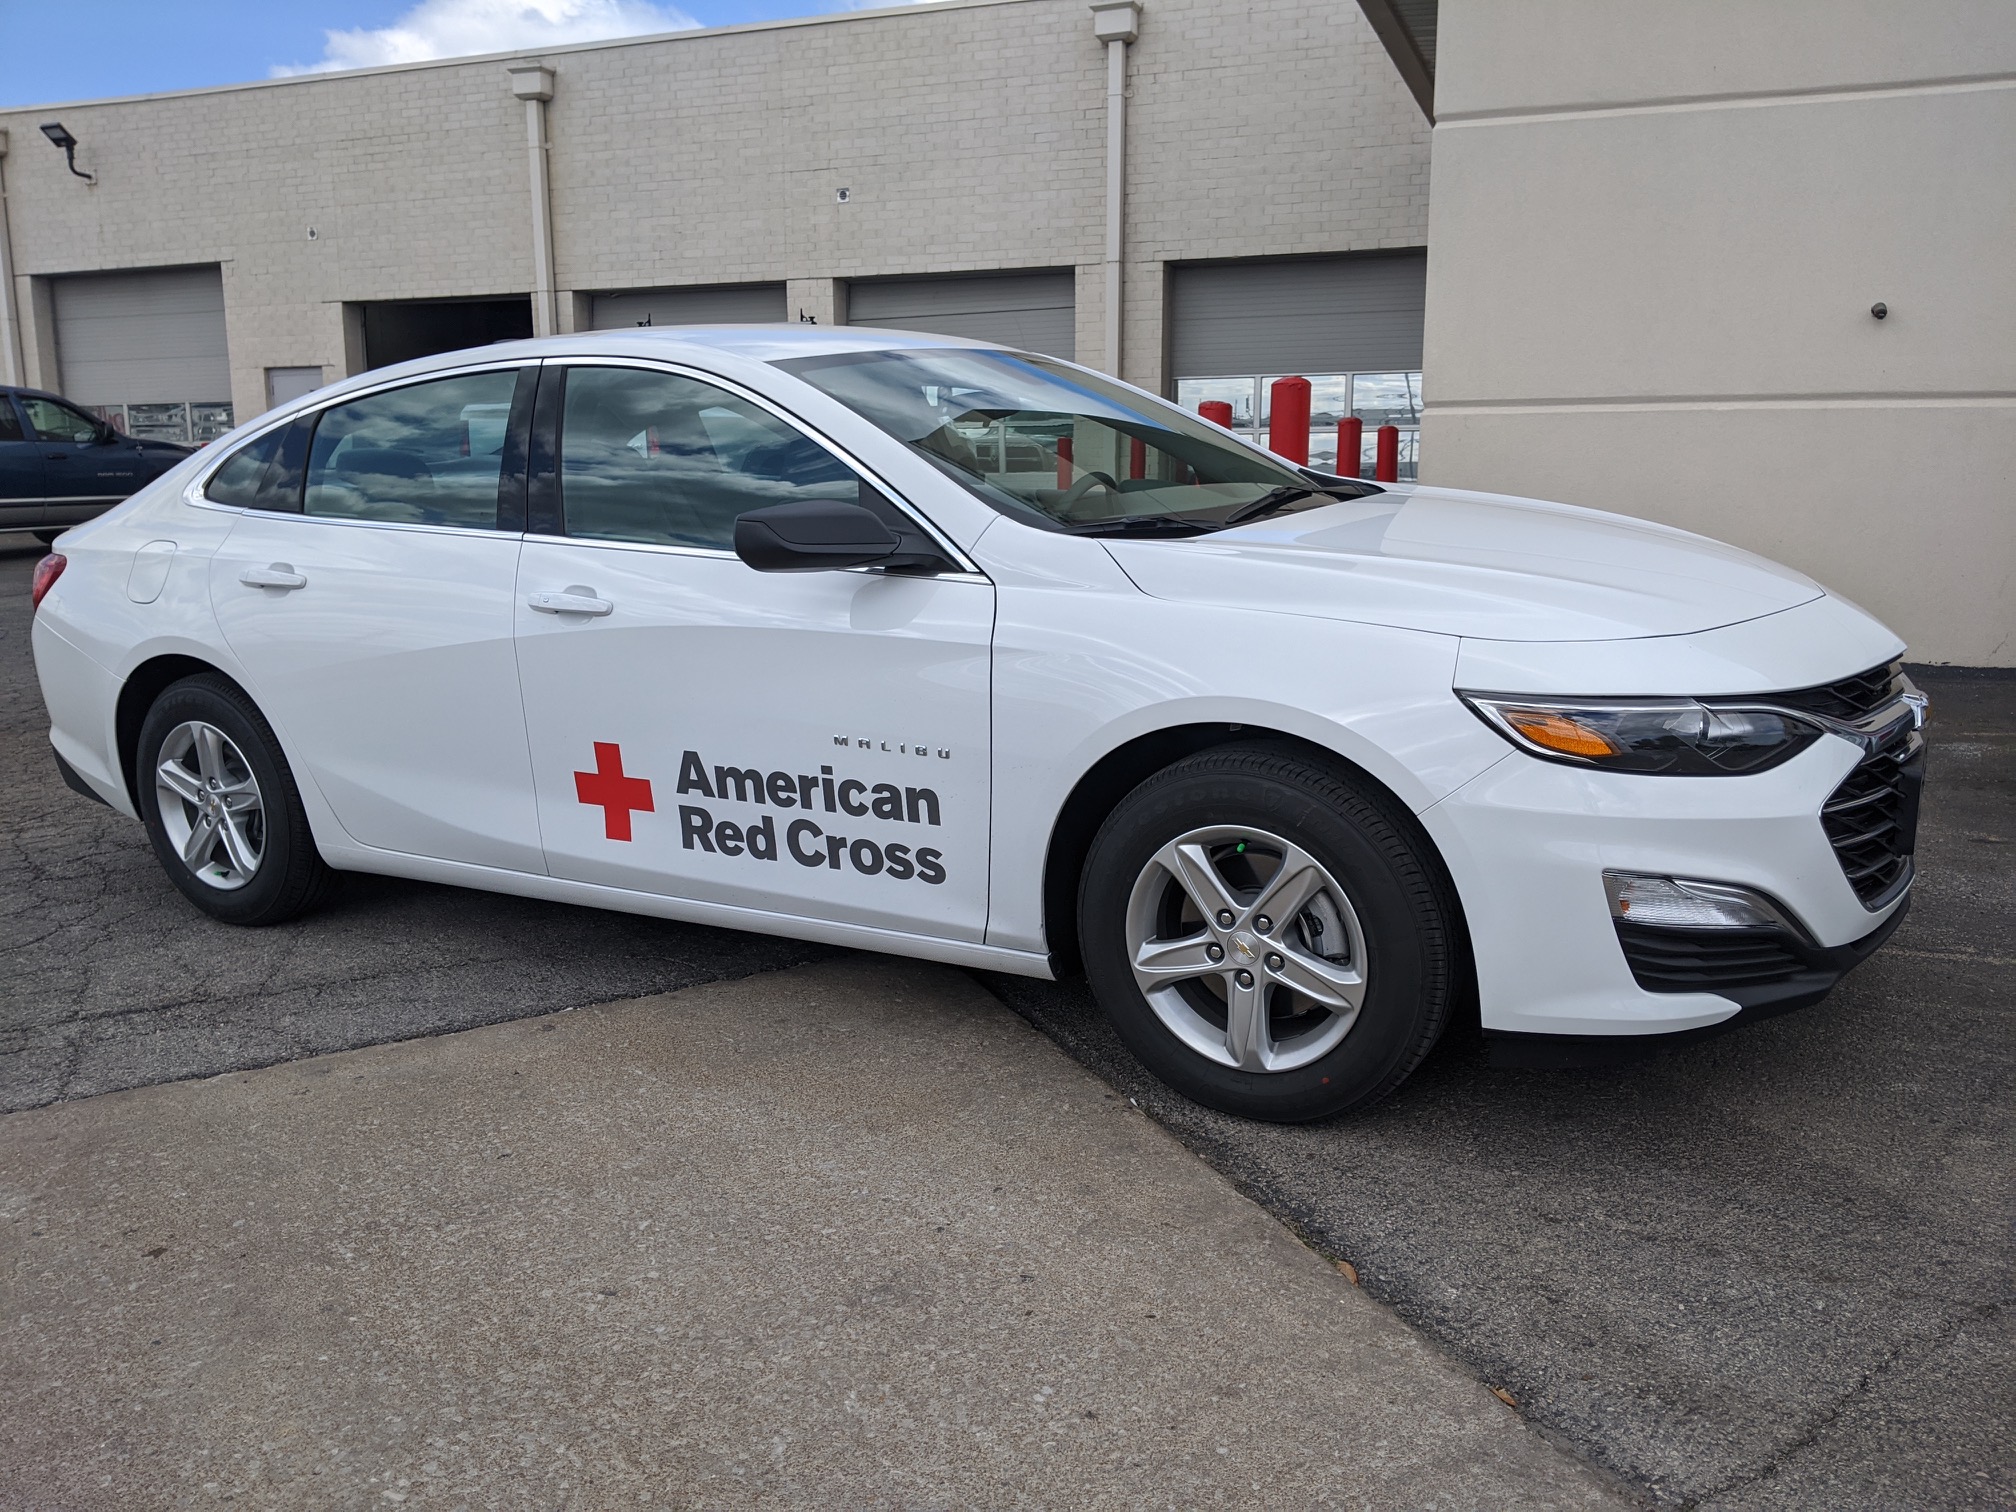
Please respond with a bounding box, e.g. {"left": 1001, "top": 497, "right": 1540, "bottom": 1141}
{"left": 28, "top": 328, "right": 1925, "bottom": 1120}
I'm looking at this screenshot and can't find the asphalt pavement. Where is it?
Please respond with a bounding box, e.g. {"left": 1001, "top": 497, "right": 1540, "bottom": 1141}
{"left": 983, "top": 669, "right": 2016, "bottom": 1509}
{"left": 2, "top": 540, "right": 2010, "bottom": 1508}
{"left": 0, "top": 543, "right": 834, "bottom": 1113}
{"left": 2, "top": 957, "right": 1628, "bottom": 1510}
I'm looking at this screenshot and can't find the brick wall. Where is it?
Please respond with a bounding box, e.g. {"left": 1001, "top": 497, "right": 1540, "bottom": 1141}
{"left": 0, "top": 0, "right": 1428, "bottom": 417}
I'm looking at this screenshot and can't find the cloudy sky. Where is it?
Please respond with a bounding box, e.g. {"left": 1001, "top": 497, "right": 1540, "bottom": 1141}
{"left": 1, "top": 0, "right": 940, "bottom": 107}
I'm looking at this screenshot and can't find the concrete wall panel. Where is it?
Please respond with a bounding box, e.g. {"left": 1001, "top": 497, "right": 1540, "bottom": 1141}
{"left": 1425, "top": 0, "right": 2015, "bottom": 665}
{"left": 1425, "top": 404, "right": 2015, "bottom": 667}
{"left": 1436, "top": 0, "right": 2016, "bottom": 118}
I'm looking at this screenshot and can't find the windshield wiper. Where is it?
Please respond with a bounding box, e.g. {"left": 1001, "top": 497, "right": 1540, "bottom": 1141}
{"left": 1059, "top": 513, "right": 1215, "bottom": 538}
{"left": 1217, "top": 486, "right": 1321, "bottom": 529}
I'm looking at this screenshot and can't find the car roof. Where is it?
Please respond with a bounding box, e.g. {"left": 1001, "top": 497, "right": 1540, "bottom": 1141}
{"left": 315, "top": 324, "right": 1010, "bottom": 399}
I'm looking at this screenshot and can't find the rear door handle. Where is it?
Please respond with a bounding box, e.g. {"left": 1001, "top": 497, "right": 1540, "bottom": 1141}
{"left": 240, "top": 564, "right": 307, "bottom": 590}
{"left": 527, "top": 590, "right": 613, "bottom": 616}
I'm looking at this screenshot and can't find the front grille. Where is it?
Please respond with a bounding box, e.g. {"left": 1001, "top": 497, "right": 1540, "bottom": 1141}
{"left": 1823, "top": 732, "right": 1923, "bottom": 907}
{"left": 1754, "top": 659, "right": 1905, "bottom": 722}
{"left": 1616, "top": 922, "right": 1807, "bottom": 992}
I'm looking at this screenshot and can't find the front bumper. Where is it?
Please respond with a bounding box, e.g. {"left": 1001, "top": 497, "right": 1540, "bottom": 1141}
{"left": 1487, "top": 900, "right": 1908, "bottom": 1067}
{"left": 1418, "top": 729, "right": 1913, "bottom": 1039}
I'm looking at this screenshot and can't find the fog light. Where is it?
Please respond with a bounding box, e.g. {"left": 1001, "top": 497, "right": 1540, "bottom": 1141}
{"left": 1602, "top": 871, "right": 1796, "bottom": 932}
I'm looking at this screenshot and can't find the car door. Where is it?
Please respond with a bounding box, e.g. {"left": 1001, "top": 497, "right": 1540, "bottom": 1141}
{"left": 207, "top": 363, "right": 546, "bottom": 873}
{"left": 512, "top": 360, "right": 994, "bottom": 942}
{"left": 17, "top": 393, "right": 139, "bottom": 516}
{"left": 0, "top": 394, "right": 44, "bottom": 528}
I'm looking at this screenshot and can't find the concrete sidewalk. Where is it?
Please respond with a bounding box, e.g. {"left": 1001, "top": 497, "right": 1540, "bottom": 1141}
{"left": 1, "top": 958, "right": 1629, "bottom": 1509}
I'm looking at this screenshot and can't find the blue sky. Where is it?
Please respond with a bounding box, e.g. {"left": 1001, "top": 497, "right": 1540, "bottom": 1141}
{"left": 0, "top": 0, "right": 915, "bottom": 108}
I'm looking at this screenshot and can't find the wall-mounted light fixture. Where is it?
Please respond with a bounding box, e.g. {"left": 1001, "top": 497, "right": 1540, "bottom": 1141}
{"left": 39, "top": 122, "right": 95, "bottom": 184}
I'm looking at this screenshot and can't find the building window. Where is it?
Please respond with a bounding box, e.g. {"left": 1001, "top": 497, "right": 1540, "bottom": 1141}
{"left": 87, "top": 401, "right": 236, "bottom": 446}
{"left": 1175, "top": 372, "right": 1421, "bottom": 480}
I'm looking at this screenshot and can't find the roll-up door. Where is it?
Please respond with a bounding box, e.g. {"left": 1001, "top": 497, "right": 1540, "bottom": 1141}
{"left": 52, "top": 266, "right": 234, "bottom": 443}
{"left": 590, "top": 284, "right": 787, "bottom": 330}
{"left": 1169, "top": 251, "right": 1426, "bottom": 379}
{"left": 846, "top": 270, "right": 1075, "bottom": 359}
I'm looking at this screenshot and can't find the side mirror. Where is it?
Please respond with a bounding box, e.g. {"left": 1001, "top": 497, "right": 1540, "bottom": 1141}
{"left": 734, "top": 499, "right": 900, "bottom": 573}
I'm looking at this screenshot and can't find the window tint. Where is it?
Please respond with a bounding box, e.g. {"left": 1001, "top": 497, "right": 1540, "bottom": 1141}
{"left": 20, "top": 395, "right": 102, "bottom": 444}
{"left": 780, "top": 349, "right": 1367, "bottom": 536}
{"left": 204, "top": 427, "right": 287, "bottom": 507}
{"left": 559, "top": 366, "right": 864, "bottom": 550}
{"left": 0, "top": 399, "right": 22, "bottom": 443}
{"left": 304, "top": 370, "right": 520, "bottom": 528}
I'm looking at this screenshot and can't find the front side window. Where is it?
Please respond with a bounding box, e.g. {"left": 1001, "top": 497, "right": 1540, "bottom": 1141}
{"left": 304, "top": 370, "right": 520, "bottom": 528}
{"left": 20, "top": 395, "right": 103, "bottom": 445}
{"left": 779, "top": 348, "right": 1375, "bottom": 537}
{"left": 557, "top": 366, "right": 871, "bottom": 550}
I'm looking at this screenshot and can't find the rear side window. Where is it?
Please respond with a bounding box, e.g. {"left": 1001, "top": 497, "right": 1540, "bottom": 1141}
{"left": 0, "top": 398, "right": 22, "bottom": 443}
{"left": 557, "top": 365, "right": 865, "bottom": 550}
{"left": 304, "top": 370, "right": 521, "bottom": 528}
{"left": 204, "top": 428, "right": 287, "bottom": 507}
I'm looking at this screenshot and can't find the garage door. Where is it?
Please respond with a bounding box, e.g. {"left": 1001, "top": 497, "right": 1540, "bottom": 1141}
{"left": 53, "top": 266, "right": 234, "bottom": 443}
{"left": 1168, "top": 251, "right": 1426, "bottom": 379}
{"left": 846, "top": 271, "right": 1075, "bottom": 359}
{"left": 590, "top": 284, "right": 787, "bottom": 330}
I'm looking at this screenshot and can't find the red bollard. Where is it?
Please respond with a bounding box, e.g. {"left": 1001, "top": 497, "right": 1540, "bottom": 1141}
{"left": 1375, "top": 424, "right": 1400, "bottom": 482}
{"left": 1056, "top": 434, "right": 1074, "bottom": 489}
{"left": 1336, "top": 416, "right": 1363, "bottom": 478}
{"left": 1199, "top": 400, "right": 1234, "bottom": 429}
{"left": 1268, "top": 377, "right": 1311, "bottom": 464}
{"left": 1128, "top": 437, "right": 1147, "bottom": 480}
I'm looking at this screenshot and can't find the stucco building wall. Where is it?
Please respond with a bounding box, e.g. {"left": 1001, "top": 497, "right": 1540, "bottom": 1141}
{"left": 1421, "top": 0, "right": 2016, "bottom": 666}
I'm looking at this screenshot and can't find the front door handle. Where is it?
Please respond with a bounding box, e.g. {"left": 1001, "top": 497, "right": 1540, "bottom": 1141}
{"left": 240, "top": 563, "right": 307, "bottom": 590}
{"left": 527, "top": 589, "right": 613, "bottom": 617}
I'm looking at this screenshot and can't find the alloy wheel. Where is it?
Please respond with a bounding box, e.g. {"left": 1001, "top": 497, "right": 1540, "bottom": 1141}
{"left": 1124, "top": 824, "right": 1368, "bottom": 1073}
{"left": 154, "top": 720, "right": 266, "bottom": 890}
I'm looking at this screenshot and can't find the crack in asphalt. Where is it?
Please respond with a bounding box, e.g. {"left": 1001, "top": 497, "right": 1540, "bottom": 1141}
{"left": 1685, "top": 1298, "right": 2011, "bottom": 1510}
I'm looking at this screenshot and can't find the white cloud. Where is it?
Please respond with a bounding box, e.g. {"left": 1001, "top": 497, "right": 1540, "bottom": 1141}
{"left": 271, "top": 0, "right": 700, "bottom": 76}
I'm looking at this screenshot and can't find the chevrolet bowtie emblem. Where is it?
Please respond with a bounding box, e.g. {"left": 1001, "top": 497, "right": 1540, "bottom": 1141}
{"left": 1234, "top": 938, "right": 1257, "bottom": 961}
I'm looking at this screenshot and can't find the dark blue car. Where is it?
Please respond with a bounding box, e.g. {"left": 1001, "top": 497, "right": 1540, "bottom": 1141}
{"left": 1, "top": 386, "right": 193, "bottom": 544}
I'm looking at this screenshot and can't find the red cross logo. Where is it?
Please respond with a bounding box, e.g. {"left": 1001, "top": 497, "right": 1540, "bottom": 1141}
{"left": 574, "top": 741, "right": 655, "bottom": 841}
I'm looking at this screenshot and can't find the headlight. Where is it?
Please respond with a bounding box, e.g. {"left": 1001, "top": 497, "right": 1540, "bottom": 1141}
{"left": 1460, "top": 692, "right": 1825, "bottom": 775}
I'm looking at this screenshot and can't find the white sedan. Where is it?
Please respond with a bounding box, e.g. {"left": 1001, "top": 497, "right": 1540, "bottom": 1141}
{"left": 29, "top": 328, "right": 1925, "bottom": 1120}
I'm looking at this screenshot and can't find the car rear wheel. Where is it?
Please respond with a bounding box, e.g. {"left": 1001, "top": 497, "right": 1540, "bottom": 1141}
{"left": 136, "top": 674, "right": 335, "bottom": 925}
{"left": 1079, "top": 745, "right": 1458, "bottom": 1121}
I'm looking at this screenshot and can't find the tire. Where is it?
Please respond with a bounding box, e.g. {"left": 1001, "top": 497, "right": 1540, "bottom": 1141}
{"left": 1079, "top": 744, "right": 1458, "bottom": 1121}
{"left": 135, "top": 673, "right": 336, "bottom": 926}
{"left": 33, "top": 530, "right": 64, "bottom": 546}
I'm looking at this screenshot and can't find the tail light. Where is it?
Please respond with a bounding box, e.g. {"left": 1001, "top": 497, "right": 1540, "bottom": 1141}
{"left": 30, "top": 553, "right": 66, "bottom": 610}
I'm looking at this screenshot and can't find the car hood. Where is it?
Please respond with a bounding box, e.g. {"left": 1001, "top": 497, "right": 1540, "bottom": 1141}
{"left": 1099, "top": 483, "right": 1825, "bottom": 642}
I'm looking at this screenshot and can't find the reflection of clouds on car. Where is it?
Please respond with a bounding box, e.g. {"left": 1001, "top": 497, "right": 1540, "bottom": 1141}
{"left": 561, "top": 367, "right": 870, "bottom": 551}
{"left": 304, "top": 370, "right": 518, "bottom": 528}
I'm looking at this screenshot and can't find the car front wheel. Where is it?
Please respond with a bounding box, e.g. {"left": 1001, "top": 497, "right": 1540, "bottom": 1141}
{"left": 135, "top": 674, "right": 335, "bottom": 926}
{"left": 1079, "top": 745, "right": 1459, "bottom": 1121}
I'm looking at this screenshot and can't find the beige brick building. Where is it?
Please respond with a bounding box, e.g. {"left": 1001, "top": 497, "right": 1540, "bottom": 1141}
{"left": 0, "top": 0, "right": 1432, "bottom": 475}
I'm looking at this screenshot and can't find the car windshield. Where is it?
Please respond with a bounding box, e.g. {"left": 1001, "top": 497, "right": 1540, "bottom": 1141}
{"left": 775, "top": 348, "right": 1377, "bottom": 535}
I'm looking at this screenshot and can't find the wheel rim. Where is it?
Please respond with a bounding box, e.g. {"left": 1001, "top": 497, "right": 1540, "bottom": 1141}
{"left": 1124, "top": 824, "right": 1368, "bottom": 1073}
{"left": 154, "top": 721, "right": 265, "bottom": 891}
